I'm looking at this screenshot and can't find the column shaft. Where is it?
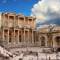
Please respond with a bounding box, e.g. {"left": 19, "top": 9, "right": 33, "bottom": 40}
{"left": 21, "top": 30, "right": 22, "bottom": 42}
{"left": 18, "top": 17, "right": 19, "bottom": 27}
{"left": 14, "top": 29, "right": 15, "bottom": 44}
{"left": 8, "top": 15, "right": 9, "bottom": 27}
{"left": 14, "top": 16, "right": 15, "bottom": 27}
{"left": 3, "top": 14, "right": 5, "bottom": 27}
{"left": 24, "top": 17, "right": 25, "bottom": 43}
{"left": 24, "top": 29, "right": 25, "bottom": 43}
{"left": 28, "top": 30, "right": 29, "bottom": 43}
{"left": 39, "top": 36, "right": 41, "bottom": 47}
{"left": 52, "top": 36, "right": 56, "bottom": 48}
{"left": 8, "top": 29, "right": 9, "bottom": 44}
{"left": 45, "top": 36, "right": 48, "bottom": 47}
{"left": 3, "top": 30, "right": 4, "bottom": 42}
{"left": 18, "top": 30, "right": 19, "bottom": 43}
{"left": 32, "top": 30, "right": 34, "bottom": 44}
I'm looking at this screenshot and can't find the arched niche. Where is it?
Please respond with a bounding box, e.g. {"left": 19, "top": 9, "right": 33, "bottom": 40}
{"left": 55, "top": 36, "right": 60, "bottom": 46}
{"left": 40, "top": 36, "right": 46, "bottom": 47}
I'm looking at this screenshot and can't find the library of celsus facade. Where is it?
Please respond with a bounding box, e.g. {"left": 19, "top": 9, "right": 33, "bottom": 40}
{"left": 0, "top": 12, "right": 60, "bottom": 51}
{"left": 0, "top": 13, "right": 37, "bottom": 48}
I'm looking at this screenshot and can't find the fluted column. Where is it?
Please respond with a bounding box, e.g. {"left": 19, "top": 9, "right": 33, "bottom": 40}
{"left": 24, "top": 29, "right": 25, "bottom": 43}
{"left": 21, "top": 30, "right": 22, "bottom": 43}
{"left": 14, "top": 15, "right": 15, "bottom": 27}
{"left": 18, "top": 30, "right": 19, "bottom": 43}
{"left": 13, "top": 29, "right": 15, "bottom": 44}
{"left": 28, "top": 18, "right": 29, "bottom": 25}
{"left": 28, "top": 30, "right": 29, "bottom": 43}
{"left": 8, "top": 15, "right": 9, "bottom": 27}
{"left": 31, "top": 19, "right": 33, "bottom": 28}
{"left": 24, "top": 17, "right": 25, "bottom": 25}
{"left": 38, "top": 35, "right": 41, "bottom": 47}
{"left": 52, "top": 36, "right": 56, "bottom": 48}
{"left": 8, "top": 15, "right": 9, "bottom": 44}
{"left": 3, "top": 30, "right": 4, "bottom": 42}
{"left": 24, "top": 17, "right": 25, "bottom": 43}
{"left": 39, "top": 36, "right": 41, "bottom": 47}
{"left": 3, "top": 14, "right": 5, "bottom": 27}
{"left": 32, "top": 30, "right": 34, "bottom": 44}
{"left": 18, "top": 17, "right": 19, "bottom": 27}
{"left": 45, "top": 36, "right": 48, "bottom": 47}
{"left": 8, "top": 29, "right": 9, "bottom": 44}
{"left": 2, "top": 15, "right": 5, "bottom": 44}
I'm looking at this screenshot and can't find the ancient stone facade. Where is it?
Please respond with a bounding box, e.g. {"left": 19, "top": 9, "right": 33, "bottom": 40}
{"left": 0, "top": 13, "right": 37, "bottom": 48}
{"left": 38, "top": 26, "right": 60, "bottom": 49}
{"left": 0, "top": 12, "right": 60, "bottom": 50}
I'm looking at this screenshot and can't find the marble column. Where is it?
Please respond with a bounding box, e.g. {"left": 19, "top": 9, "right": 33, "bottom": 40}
{"left": 18, "top": 30, "right": 19, "bottom": 43}
{"left": 32, "top": 30, "right": 34, "bottom": 44}
{"left": 24, "top": 29, "right": 25, "bottom": 43}
{"left": 3, "top": 30, "right": 4, "bottom": 42}
{"left": 28, "top": 30, "right": 29, "bottom": 43}
{"left": 52, "top": 36, "right": 56, "bottom": 48}
{"left": 45, "top": 36, "right": 48, "bottom": 47}
{"left": 14, "top": 29, "right": 15, "bottom": 44}
{"left": 8, "top": 29, "right": 9, "bottom": 44}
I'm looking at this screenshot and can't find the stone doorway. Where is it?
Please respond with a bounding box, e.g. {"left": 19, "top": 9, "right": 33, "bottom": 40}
{"left": 57, "top": 48, "right": 60, "bottom": 52}
{"left": 55, "top": 36, "right": 60, "bottom": 47}
{"left": 40, "top": 36, "right": 45, "bottom": 47}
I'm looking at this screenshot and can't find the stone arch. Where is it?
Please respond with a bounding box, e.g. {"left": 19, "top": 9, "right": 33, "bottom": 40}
{"left": 53, "top": 34, "right": 60, "bottom": 48}
{"left": 40, "top": 36, "right": 46, "bottom": 47}
{"left": 53, "top": 36, "right": 60, "bottom": 52}
{"left": 55, "top": 36, "right": 60, "bottom": 46}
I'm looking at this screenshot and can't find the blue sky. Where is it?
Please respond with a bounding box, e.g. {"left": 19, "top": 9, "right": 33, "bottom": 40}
{"left": 0, "top": 0, "right": 39, "bottom": 16}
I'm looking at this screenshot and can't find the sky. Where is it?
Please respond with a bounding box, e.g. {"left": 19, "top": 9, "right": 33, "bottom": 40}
{"left": 0, "top": 0, "right": 39, "bottom": 16}
{"left": 0, "top": 0, "right": 60, "bottom": 27}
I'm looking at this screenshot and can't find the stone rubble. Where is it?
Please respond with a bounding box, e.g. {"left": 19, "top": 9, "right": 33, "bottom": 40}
{"left": 0, "top": 46, "right": 60, "bottom": 60}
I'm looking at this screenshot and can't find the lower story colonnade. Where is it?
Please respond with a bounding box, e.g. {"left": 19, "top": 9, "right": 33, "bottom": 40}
{"left": 0, "top": 28, "right": 60, "bottom": 49}
{"left": 0, "top": 28, "right": 37, "bottom": 47}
